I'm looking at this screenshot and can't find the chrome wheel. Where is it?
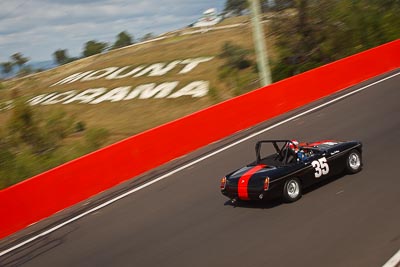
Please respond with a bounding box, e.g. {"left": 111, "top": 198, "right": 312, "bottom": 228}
{"left": 283, "top": 178, "right": 302, "bottom": 202}
{"left": 287, "top": 180, "right": 300, "bottom": 199}
{"left": 348, "top": 152, "right": 361, "bottom": 170}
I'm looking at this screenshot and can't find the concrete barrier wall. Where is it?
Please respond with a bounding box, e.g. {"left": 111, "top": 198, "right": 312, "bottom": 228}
{"left": 1, "top": 39, "right": 399, "bottom": 239}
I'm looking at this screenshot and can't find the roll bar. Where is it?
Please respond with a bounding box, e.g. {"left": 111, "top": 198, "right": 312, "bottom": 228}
{"left": 255, "top": 140, "right": 297, "bottom": 165}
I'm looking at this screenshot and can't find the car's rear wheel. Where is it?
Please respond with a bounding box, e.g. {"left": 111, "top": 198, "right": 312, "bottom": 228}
{"left": 283, "top": 178, "right": 302, "bottom": 202}
{"left": 346, "top": 149, "right": 362, "bottom": 174}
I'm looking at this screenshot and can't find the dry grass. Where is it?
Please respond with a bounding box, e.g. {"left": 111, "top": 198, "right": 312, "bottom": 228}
{"left": 0, "top": 20, "right": 276, "bottom": 146}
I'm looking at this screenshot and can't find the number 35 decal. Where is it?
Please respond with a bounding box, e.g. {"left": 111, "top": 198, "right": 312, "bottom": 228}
{"left": 311, "top": 157, "right": 330, "bottom": 178}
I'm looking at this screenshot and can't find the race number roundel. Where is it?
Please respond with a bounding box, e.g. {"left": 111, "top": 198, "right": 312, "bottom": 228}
{"left": 312, "top": 157, "right": 330, "bottom": 178}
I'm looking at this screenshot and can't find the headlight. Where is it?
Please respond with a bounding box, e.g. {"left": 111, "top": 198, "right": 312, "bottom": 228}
{"left": 220, "top": 177, "right": 227, "bottom": 190}
{"left": 263, "top": 177, "right": 270, "bottom": 191}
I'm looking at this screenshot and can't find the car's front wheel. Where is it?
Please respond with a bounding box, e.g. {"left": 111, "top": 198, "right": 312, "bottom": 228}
{"left": 283, "top": 178, "right": 302, "bottom": 203}
{"left": 346, "top": 149, "right": 362, "bottom": 174}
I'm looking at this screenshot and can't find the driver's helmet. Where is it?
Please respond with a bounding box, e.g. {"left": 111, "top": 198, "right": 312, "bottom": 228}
{"left": 288, "top": 140, "right": 299, "bottom": 153}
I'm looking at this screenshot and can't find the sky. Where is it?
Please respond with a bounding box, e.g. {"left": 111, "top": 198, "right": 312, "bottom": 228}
{"left": 0, "top": 0, "right": 225, "bottom": 63}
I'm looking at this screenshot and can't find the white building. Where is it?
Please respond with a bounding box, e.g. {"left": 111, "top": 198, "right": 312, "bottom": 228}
{"left": 192, "top": 8, "right": 223, "bottom": 28}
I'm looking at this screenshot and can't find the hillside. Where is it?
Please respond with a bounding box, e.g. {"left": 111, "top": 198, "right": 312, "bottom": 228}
{"left": 0, "top": 17, "right": 281, "bottom": 186}
{"left": 1, "top": 18, "right": 268, "bottom": 143}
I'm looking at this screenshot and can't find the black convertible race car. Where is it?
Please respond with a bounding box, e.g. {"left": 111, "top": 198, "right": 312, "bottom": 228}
{"left": 220, "top": 139, "right": 362, "bottom": 203}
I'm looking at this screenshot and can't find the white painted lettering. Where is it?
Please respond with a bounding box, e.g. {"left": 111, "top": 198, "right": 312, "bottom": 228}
{"left": 168, "top": 81, "right": 209, "bottom": 98}
{"left": 0, "top": 100, "right": 14, "bottom": 111}
{"left": 90, "top": 86, "right": 131, "bottom": 104}
{"left": 124, "top": 82, "right": 179, "bottom": 100}
{"left": 41, "top": 91, "right": 77, "bottom": 105}
{"left": 28, "top": 93, "right": 57, "bottom": 106}
{"left": 63, "top": 88, "right": 107, "bottom": 104}
{"left": 140, "top": 82, "right": 179, "bottom": 99}
{"left": 134, "top": 60, "right": 181, "bottom": 77}
{"left": 50, "top": 57, "right": 215, "bottom": 86}
{"left": 105, "top": 66, "right": 145, "bottom": 80}
{"left": 50, "top": 71, "right": 93, "bottom": 87}
{"left": 81, "top": 67, "right": 119, "bottom": 81}
{"left": 179, "top": 57, "right": 214, "bottom": 74}
{"left": 124, "top": 84, "right": 154, "bottom": 100}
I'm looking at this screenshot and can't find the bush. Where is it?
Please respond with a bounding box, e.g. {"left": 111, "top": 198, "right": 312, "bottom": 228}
{"left": 0, "top": 101, "right": 112, "bottom": 189}
{"left": 75, "top": 121, "right": 86, "bottom": 132}
{"left": 218, "top": 42, "right": 257, "bottom": 94}
{"left": 219, "top": 42, "right": 252, "bottom": 70}
{"left": 46, "top": 110, "right": 74, "bottom": 139}
{"left": 85, "top": 128, "right": 110, "bottom": 150}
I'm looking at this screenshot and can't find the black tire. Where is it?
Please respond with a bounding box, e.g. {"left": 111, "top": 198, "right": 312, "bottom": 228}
{"left": 283, "top": 178, "right": 302, "bottom": 203}
{"left": 346, "top": 149, "right": 362, "bottom": 174}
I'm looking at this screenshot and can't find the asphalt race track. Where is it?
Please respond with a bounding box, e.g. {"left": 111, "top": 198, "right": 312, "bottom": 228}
{"left": 1, "top": 71, "right": 400, "bottom": 267}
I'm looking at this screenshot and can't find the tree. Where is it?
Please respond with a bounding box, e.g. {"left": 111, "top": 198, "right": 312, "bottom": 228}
{"left": 18, "top": 66, "right": 34, "bottom": 76}
{"left": 224, "top": 0, "right": 248, "bottom": 16}
{"left": 53, "top": 49, "right": 70, "bottom": 65}
{"left": 262, "top": 0, "right": 295, "bottom": 11}
{"left": 1, "top": 62, "right": 14, "bottom": 75}
{"left": 11, "top": 53, "right": 29, "bottom": 69}
{"left": 83, "top": 40, "right": 108, "bottom": 57}
{"left": 112, "top": 31, "right": 133, "bottom": 49}
{"left": 140, "top": 33, "right": 155, "bottom": 42}
{"left": 270, "top": 0, "right": 400, "bottom": 82}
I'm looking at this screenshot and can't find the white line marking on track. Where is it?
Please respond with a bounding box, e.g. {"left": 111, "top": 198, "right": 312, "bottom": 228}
{"left": 1, "top": 71, "right": 399, "bottom": 258}
{"left": 382, "top": 249, "right": 400, "bottom": 267}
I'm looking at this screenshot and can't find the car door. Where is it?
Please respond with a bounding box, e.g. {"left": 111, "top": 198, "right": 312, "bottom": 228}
{"left": 301, "top": 150, "right": 332, "bottom": 186}
{"left": 324, "top": 148, "right": 346, "bottom": 176}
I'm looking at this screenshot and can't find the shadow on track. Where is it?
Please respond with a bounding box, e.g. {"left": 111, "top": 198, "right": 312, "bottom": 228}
{"left": 223, "top": 172, "right": 354, "bottom": 210}
{"left": 0, "top": 225, "right": 79, "bottom": 267}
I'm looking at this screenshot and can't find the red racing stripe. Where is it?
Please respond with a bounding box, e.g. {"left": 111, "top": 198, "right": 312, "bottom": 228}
{"left": 305, "top": 140, "right": 336, "bottom": 147}
{"left": 237, "top": 165, "right": 265, "bottom": 200}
